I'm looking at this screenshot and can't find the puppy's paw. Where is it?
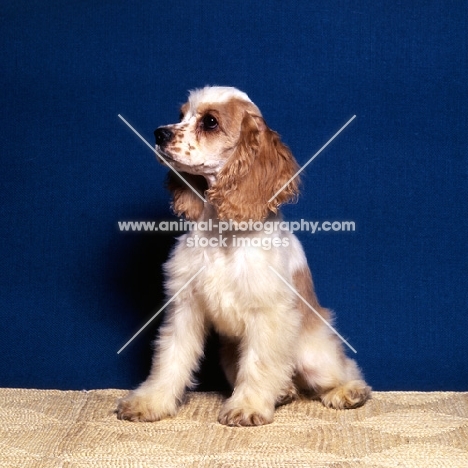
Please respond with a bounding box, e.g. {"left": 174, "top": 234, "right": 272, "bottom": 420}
{"left": 320, "top": 380, "right": 371, "bottom": 410}
{"left": 218, "top": 401, "right": 274, "bottom": 426}
{"left": 276, "top": 383, "right": 299, "bottom": 406}
{"left": 116, "top": 391, "right": 177, "bottom": 422}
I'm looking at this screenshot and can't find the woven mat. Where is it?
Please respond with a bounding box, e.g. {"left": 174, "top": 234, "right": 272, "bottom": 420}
{"left": 1, "top": 389, "right": 467, "bottom": 467}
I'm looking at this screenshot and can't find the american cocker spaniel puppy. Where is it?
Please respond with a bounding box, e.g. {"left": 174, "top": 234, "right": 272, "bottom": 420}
{"left": 117, "top": 86, "right": 371, "bottom": 426}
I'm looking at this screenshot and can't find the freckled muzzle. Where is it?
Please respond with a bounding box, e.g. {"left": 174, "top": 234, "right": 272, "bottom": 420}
{"left": 154, "top": 127, "right": 174, "bottom": 147}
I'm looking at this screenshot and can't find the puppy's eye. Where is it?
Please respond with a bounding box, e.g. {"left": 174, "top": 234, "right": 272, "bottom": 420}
{"left": 202, "top": 114, "right": 218, "bottom": 130}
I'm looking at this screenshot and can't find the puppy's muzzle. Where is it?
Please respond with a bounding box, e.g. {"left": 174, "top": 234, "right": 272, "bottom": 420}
{"left": 154, "top": 127, "right": 173, "bottom": 147}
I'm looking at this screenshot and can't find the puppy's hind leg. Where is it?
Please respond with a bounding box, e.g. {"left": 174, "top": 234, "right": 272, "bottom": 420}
{"left": 292, "top": 267, "right": 370, "bottom": 409}
{"left": 295, "top": 322, "right": 371, "bottom": 409}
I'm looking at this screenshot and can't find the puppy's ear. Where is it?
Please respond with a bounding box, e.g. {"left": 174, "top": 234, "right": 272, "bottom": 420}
{"left": 166, "top": 171, "right": 207, "bottom": 220}
{"left": 207, "top": 112, "right": 300, "bottom": 222}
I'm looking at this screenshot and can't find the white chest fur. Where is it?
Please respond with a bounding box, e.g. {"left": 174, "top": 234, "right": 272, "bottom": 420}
{"left": 163, "top": 227, "right": 307, "bottom": 337}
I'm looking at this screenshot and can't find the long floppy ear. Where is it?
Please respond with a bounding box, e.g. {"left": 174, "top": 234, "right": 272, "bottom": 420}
{"left": 207, "top": 112, "right": 300, "bottom": 222}
{"left": 166, "top": 171, "right": 207, "bottom": 220}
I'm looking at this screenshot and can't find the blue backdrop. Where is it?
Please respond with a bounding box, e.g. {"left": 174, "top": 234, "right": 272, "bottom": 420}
{"left": 1, "top": 0, "right": 466, "bottom": 391}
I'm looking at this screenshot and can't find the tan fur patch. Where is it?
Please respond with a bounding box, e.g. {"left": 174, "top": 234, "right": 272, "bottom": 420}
{"left": 292, "top": 267, "right": 330, "bottom": 328}
{"left": 206, "top": 112, "right": 300, "bottom": 222}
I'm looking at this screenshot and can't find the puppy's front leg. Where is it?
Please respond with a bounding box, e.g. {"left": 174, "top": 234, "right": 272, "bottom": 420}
{"left": 117, "top": 300, "right": 205, "bottom": 422}
{"left": 218, "top": 308, "right": 299, "bottom": 426}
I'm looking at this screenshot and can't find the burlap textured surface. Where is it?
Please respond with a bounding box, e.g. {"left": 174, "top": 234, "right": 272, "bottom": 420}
{"left": 1, "top": 389, "right": 467, "bottom": 467}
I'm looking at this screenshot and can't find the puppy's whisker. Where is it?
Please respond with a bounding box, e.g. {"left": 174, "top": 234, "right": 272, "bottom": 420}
{"left": 118, "top": 114, "right": 207, "bottom": 203}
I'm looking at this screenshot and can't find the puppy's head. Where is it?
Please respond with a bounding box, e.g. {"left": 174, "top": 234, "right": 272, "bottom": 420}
{"left": 156, "top": 86, "right": 299, "bottom": 221}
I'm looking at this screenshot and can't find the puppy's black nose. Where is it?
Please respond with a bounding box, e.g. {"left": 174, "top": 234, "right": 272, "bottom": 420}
{"left": 154, "top": 127, "right": 173, "bottom": 146}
